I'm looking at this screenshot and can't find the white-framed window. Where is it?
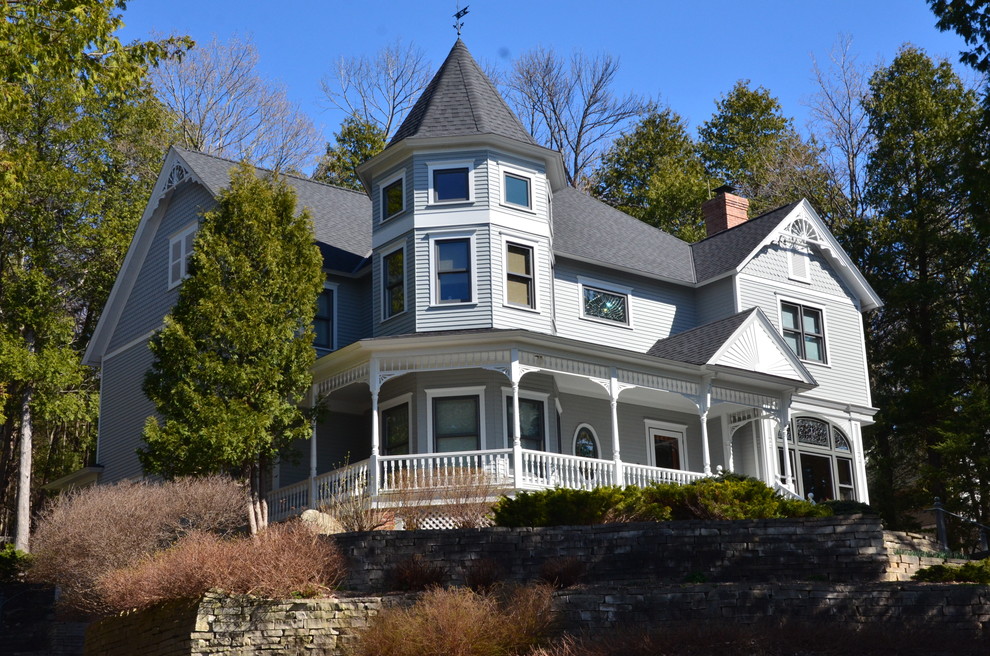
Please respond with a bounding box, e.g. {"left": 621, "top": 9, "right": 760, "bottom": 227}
{"left": 779, "top": 416, "right": 855, "bottom": 501}
{"left": 381, "top": 171, "right": 405, "bottom": 221}
{"left": 503, "top": 171, "right": 532, "bottom": 209}
{"left": 645, "top": 419, "right": 688, "bottom": 470}
{"left": 502, "top": 389, "right": 549, "bottom": 450}
{"left": 428, "top": 160, "right": 474, "bottom": 204}
{"left": 380, "top": 393, "right": 412, "bottom": 456}
{"left": 505, "top": 241, "right": 535, "bottom": 309}
{"left": 381, "top": 243, "right": 406, "bottom": 320}
{"left": 313, "top": 282, "right": 338, "bottom": 350}
{"left": 573, "top": 424, "right": 601, "bottom": 459}
{"left": 168, "top": 223, "right": 197, "bottom": 289}
{"left": 429, "top": 231, "right": 476, "bottom": 305}
{"left": 780, "top": 300, "right": 826, "bottom": 363}
{"left": 578, "top": 276, "right": 632, "bottom": 327}
{"left": 427, "top": 387, "right": 486, "bottom": 453}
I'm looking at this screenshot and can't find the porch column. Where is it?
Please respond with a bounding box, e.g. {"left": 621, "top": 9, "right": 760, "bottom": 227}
{"left": 778, "top": 391, "right": 794, "bottom": 492}
{"left": 309, "top": 386, "right": 319, "bottom": 508}
{"left": 510, "top": 349, "right": 523, "bottom": 489}
{"left": 368, "top": 358, "right": 381, "bottom": 496}
{"left": 699, "top": 375, "right": 713, "bottom": 476}
{"left": 609, "top": 368, "right": 623, "bottom": 485}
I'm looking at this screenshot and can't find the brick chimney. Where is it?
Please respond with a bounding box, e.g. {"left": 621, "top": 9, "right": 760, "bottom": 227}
{"left": 703, "top": 185, "right": 749, "bottom": 237}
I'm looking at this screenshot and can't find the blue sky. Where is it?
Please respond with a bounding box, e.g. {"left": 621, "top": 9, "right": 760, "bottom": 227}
{"left": 117, "top": 1, "right": 975, "bottom": 144}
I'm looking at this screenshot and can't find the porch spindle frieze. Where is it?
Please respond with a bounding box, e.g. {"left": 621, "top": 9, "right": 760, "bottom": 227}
{"left": 712, "top": 386, "right": 779, "bottom": 413}
{"left": 316, "top": 363, "right": 369, "bottom": 398}
{"left": 617, "top": 369, "right": 698, "bottom": 396}
{"left": 519, "top": 351, "right": 610, "bottom": 380}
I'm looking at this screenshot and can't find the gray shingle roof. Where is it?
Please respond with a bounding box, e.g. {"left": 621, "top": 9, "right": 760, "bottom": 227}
{"left": 691, "top": 201, "right": 799, "bottom": 282}
{"left": 553, "top": 187, "right": 696, "bottom": 283}
{"left": 175, "top": 147, "right": 372, "bottom": 273}
{"left": 388, "top": 39, "right": 537, "bottom": 148}
{"left": 647, "top": 309, "right": 758, "bottom": 364}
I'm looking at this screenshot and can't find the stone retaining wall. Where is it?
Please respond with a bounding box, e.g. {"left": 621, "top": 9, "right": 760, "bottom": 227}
{"left": 332, "top": 516, "right": 887, "bottom": 592}
{"left": 883, "top": 529, "right": 968, "bottom": 581}
{"left": 83, "top": 593, "right": 406, "bottom": 656}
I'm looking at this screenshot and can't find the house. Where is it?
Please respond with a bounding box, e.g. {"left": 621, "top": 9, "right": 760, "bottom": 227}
{"left": 80, "top": 40, "right": 881, "bottom": 521}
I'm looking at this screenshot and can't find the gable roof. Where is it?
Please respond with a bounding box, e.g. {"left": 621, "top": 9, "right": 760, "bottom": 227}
{"left": 690, "top": 201, "right": 800, "bottom": 282}
{"left": 388, "top": 39, "right": 536, "bottom": 148}
{"left": 552, "top": 187, "right": 696, "bottom": 283}
{"left": 648, "top": 308, "right": 816, "bottom": 387}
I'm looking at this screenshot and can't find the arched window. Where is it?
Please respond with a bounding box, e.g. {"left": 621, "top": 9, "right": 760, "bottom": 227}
{"left": 573, "top": 424, "right": 600, "bottom": 459}
{"left": 779, "top": 417, "right": 855, "bottom": 502}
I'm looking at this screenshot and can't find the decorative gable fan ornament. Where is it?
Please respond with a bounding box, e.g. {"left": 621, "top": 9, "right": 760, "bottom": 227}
{"left": 163, "top": 163, "right": 190, "bottom": 193}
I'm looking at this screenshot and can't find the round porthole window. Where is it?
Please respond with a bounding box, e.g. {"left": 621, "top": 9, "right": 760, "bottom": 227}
{"left": 573, "top": 425, "right": 600, "bottom": 459}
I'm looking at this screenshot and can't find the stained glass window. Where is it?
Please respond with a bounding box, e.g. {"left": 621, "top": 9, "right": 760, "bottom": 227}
{"left": 583, "top": 286, "right": 628, "bottom": 324}
{"left": 796, "top": 417, "right": 830, "bottom": 447}
{"left": 574, "top": 426, "right": 599, "bottom": 459}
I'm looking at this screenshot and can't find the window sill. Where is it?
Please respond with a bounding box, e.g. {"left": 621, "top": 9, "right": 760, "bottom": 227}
{"left": 429, "top": 301, "right": 478, "bottom": 309}
{"left": 380, "top": 210, "right": 409, "bottom": 224}
{"left": 503, "top": 303, "right": 540, "bottom": 314}
{"left": 800, "top": 358, "right": 831, "bottom": 369}
{"left": 499, "top": 202, "right": 536, "bottom": 215}
{"left": 426, "top": 200, "right": 474, "bottom": 209}
{"left": 381, "top": 309, "right": 408, "bottom": 324}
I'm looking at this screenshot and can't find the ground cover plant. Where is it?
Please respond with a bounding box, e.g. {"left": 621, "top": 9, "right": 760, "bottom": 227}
{"left": 96, "top": 521, "right": 345, "bottom": 612}
{"left": 912, "top": 558, "right": 990, "bottom": 584}
{"left": 492, "top": 477, "right": 829, "bottom": 528}
{"left": 28, "top": 476, "right": 247, "bottom": 614}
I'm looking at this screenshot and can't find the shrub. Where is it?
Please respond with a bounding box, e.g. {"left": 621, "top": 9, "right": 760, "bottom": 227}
{"left": 819, "top": 499, "right": 878, "bottom": 515}
{"left": 29, "top": 476, "right": 247, "bottom": 615}
{"left": 492, "top": 479, "right": 827, "bottom": 528}
{"left": 463, "top": 557, "right": 504, "bottom": 592}
{"left": 912, "top": 558, "right": 990, "bottom": 584}
{"left": 538, "top": 556, "right": 585, "bottom": 589}
{"left": 0, "top": 543, "right": 32, "bottom": 583}
{"left": 354, "top": 584, "right": 554, "bottom": 656}
{"left": 387, "top": 554, "right": 449, "bottom": 591}
{"left": 95, "top": 521, "right": 346, "bottom": 613}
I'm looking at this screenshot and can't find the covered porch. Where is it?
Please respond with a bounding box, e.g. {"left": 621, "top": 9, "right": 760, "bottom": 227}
{"left": 269, "top": 325, "right": 815, "bottom": 523}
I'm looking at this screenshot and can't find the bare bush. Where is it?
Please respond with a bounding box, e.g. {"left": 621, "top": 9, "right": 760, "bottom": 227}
{"left": 463, "top": 557, "right": 504, "bottom": 593}
{"left": 387, "top": 554, "right": 448, "bottom": 592}
{"left": 385, "top": 465, "right": 509, "bottom": 530}
{"left": 96, "top": 521, "right": 345, "bottom": 613}
{"left": 318, "top": 471, "right": 392, "bottom": 533}
{"left": 29, "top": 476, "right": 246, "bottom": 615}
{"left": 355, "top": 584, "right": 554, "bottom": 656}
{"left": 538, "top": 556, "right": 586, "bottom": 589}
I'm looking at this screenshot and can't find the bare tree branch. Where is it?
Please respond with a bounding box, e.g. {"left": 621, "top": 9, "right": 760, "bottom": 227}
{"left": 321, "top": 39, "right": 432, "bottom": 138}
{"left": 505, "top": 47, "right": 647, "bottom": 187}
{"left": 152, "top": 34, "right": 322, "bottom": 172}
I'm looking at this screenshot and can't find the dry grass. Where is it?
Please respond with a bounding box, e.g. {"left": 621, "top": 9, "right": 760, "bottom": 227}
{"left": 29, "top": 476, "right": 246, "bottom": 615}
{"left": 96, "top": 521, "right": 346, "bottom": 613}
{"left": 354, "top": 584, "right": 555, "bottom": 656}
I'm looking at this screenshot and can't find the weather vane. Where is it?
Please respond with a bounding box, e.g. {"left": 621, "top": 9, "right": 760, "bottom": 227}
{"left": 453, "top": 3, "right": 469, "bottom": 36}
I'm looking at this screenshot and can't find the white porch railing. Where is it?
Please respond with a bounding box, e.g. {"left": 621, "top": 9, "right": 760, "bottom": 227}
{"left": 519, "top": 450, "right": 617, "bottom": 490}
{"left": 269, "top": 449, "right": 712, "bottom": 521}
{"left": 379, "top": 449, "right": 513, "bottom": 491}
{"left": 623, "top": 462, "right": 706, "bottom": 487}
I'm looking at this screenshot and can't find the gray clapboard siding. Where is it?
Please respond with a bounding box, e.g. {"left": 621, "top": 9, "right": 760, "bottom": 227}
{"left": 553, "top": 259, "right": 696, "bottom": 353}
{"left": 745, "top": 244, "right": 851, "bottom": 297}
{"left": 737, "top": 271, "right": 871, "bottom": 406}
{"left": 695, "top": 277, "right": 737, "bottom": 326}
{"left": 371, "top": 159, "right": 413, "bottom": 226}
{"left": 107, "top": 183, "right": 215, "bottom": 353}
{"left": 731, "top": 422, "right": 760, "bottom": 480}
{"left": 326, "top": 274, "right": 371, "bottom": 350}
{"left": 487, "top": 151, "right": 549, "bottom": 218}
{"left": 99, "top": 340, "right": 158, "bottom": 482}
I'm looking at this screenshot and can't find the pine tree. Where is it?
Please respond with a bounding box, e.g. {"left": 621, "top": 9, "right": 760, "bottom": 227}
{"left": 312, "top": 115, "right": 386, "bottom": 190}
{"left": 140, "top": 164, "right": 324, "bottom": 533}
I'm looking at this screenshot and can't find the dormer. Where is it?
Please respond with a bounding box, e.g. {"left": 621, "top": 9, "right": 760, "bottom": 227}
{"left": 359, "top": 40, "right": 566, "bottom": 337}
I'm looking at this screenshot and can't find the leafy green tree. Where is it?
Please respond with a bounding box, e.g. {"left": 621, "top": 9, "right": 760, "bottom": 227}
{"left": 0, "top": 0, "right": 185, "bottom": 551}
{"left": 861, "top": 46, "right": 982, "bottom": 526}
{"left": 698, "top": 80, "right": 834, "bottom": 216}
{"left": 140, "top": 164, "right": 324, "bottom": 533}
{"left": 592, "top": 108, "right": 713, "bottom": 242}
{"left": 313, "top": 115, "right": 386, "bottom": 190}
{"left": 929, "top": 0, "right": 990, "bottom": 74}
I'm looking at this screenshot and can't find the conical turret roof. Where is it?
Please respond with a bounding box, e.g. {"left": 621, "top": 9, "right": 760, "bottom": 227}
{"left": 388, "top": 39, "right": 537, "bottom": 148}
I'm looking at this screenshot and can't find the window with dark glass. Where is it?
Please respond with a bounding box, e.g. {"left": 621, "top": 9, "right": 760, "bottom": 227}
{"left": 653, "top": 433, "right": 681, "bottom": 469}
{"left": 781, "top": 417, "right": 856, "bottom": 502}
{"left": 506, "top": 397, "right": 545, "bottom": 451}
{"left": 781, "top": 302, "right": 825, "bottom": 362}
{"left": 435, "top": 238, "right": 471, "bottom": 303}
{"left": 383, "top": 249, "right": 404, "bottom": 319}
{"left": 314, "top": 287, "right": 334, "bottom": 349}
{"left": 382, "top": 403, "right": 409, "bottom": 455}
{"left": 433, "top": 167, "right": 469, "bottom": 202}
{"left": 582, "top": 285, "right": 627, "bottom": 324}
{"left": 434, "top": 395, "right": 480, "bottom": 452}
{"left": 506, "top": 243, "right": 534, "bottom": 308}
{"left": 382, "top": 177, "right": 403, "bottom": 220}
{"left": 504, "top": 173, "right": 531, "bottom": 208}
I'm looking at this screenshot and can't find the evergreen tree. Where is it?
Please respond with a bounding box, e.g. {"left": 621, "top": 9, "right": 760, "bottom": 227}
{"left": 698, "top": 81, "right": 834, "bottom": 216}
{"left": 312, "top": 115, "right": 386, "bottom": 190}
{"left": 0, "top": 0, "right": 186, "bottom": 551}
{"left": 592, "top": 108, "right": 713, "bottom": 242}
{"left": 140, "top": 164, "right": 324, "bottom": 533}
{"left": 861, "top": 46, "right": 981, "bottom": 525}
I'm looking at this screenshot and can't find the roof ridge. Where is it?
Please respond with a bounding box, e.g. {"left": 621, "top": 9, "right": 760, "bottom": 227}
{"left": 692, "top": 200, "right": 801, "bottom": 245}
